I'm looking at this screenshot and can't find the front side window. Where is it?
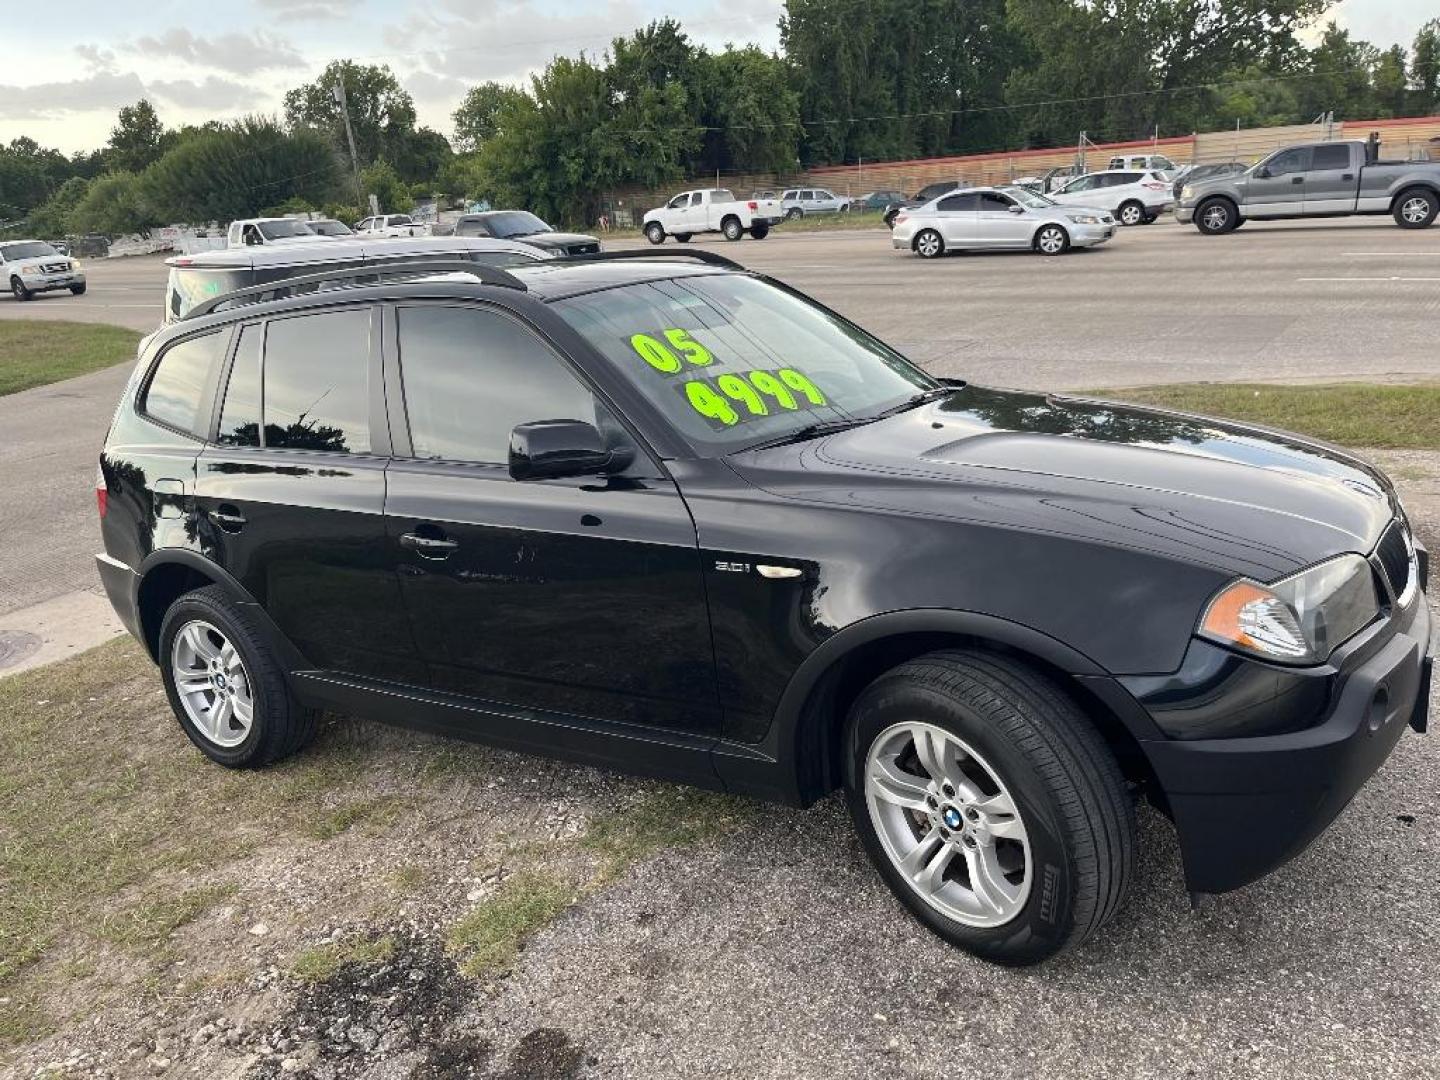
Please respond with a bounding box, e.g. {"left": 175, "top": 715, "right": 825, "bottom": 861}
{"left": 978, "top": 192, "right": 1014, "bottom": 211}
{"left": 1063, "top": 177, "right": 1096, "bottom": 192}
{"left": 397, "top": 306, "right": 597, "bottom": 464}
{"left": 262, "top": 309, "right": 372, "bottom": 453}
{"left": 556, "top": 274, "right": 936, "bottom": 455}
{"left": 1265, "top": 148, "right": 1311, "bottom": 175}
{"left": 143, "top": 331, "right": 227, "bottom": 436}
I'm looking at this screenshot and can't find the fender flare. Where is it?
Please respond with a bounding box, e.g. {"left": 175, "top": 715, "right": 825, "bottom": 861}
{"left": 731, "top": 608, "right": 1161, "bottom": 806}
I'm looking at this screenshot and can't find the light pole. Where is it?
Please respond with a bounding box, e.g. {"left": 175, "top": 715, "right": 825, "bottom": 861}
{"left": 331, "top": 80, "right": 365, "bottom": 210}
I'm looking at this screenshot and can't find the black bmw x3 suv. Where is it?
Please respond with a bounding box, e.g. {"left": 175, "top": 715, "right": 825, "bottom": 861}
{"left": 97, "top": 251, "right": 1432, "bottom": 965}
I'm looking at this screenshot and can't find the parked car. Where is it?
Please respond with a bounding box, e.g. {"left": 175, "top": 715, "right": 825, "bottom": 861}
{"left": 1050, "top": 169, "right": 1174, "bottom": 225}
{"left": 891, "top": 186, "right": 1116, "bottom": 257}
{"left": 96, "top": 248, "right": 1431, "bottom": 966}
{"left": 750, "top": 190, "right": 780, "bottom": 200}
{"left": 852, "top": 189, "right": 907, "bottom": 213}
{"left": 1, "top": 239, "right": 86, "bottom": 300}
{"left": 1177, "top": 139, "right": 1440, "bottom": 233}
{"left": 1170, "top": 162, "right": 1247, "bottom": 200}
{"left": 162, "top": 236, "right": 548, "bottom": 324}
{"left": 643, "top": 188, "right": 783, "bottom": 242}
{"left": 226, "top": 218, "right": 325, "bottom": 248}
{"left": 306, "top": 219, "right": 354, "bottom": 238}
{"left": 1035, "top": 165, "right": 1086, "bottom": 193}
{"left": 1107, "top": 153, "right": 1181, "bottom": 173}
{"left": 780, "top": 188, "right": 851, "bottom": 218}
{"left": 453, "top": 210, "right": 601, "bottom": 255}
{"left": 883, "top": 181, "right": 975, "bottom": 227}
{"left": 355, "top": 214, "right": 428, "bottom": 238}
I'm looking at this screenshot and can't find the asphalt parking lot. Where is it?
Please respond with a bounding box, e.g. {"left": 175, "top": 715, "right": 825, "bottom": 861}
{"left": 2, "top": 218, "right": 1438, "bottom": 624}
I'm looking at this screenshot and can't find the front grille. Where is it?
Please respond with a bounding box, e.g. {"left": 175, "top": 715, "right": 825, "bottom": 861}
{"left": 1374, "top": 519, "right": 1413, "bottom": 602}
{"left": 567, "top": 243, "right": 600, "bottom": 255}
{"left": 41, "top": 261, "right": 70, "bottom": 273}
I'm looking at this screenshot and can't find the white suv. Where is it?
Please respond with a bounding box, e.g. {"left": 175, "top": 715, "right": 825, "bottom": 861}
{"left": 780, "top": 188, "right": 851, "bottom": 218}
{"left": 1050, "top": 170, "right": 1175, "bottom": 226}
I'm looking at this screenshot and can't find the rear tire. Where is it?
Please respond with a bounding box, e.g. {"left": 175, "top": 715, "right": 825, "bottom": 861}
{"left": 1195, "top": 198, "right": 1237, "bottom": 235}
{"left": 1394, "top": 188, "right": 1438, "bottom": 229}
{"left": 1117, "top": 201, "right": 1145, "bottom": 227}
{"left": 673, "top": 233, "right": 692, "bottom": 243}
{"left": 158, "top": 585, "right": 318, "bottom": 768}
{"left": 914, "top": 229, "right": 944, "bottom": 259}
{"left": 722, "top": 216, "right": 743, "bottom": 242}
{"left": 786, "top": 207, "right": 803, "bottom": 221}
{"left": 11, "top": 276, "right": 32, "bottom": 301}
{"left": 844, "top": 649, "right": 1135, "bottom": 966}
{"left": 750, "top": 224, "right": 770, "bottom": 240}
{"left": 645, "top": 222, "right": 666, "bottom": 245}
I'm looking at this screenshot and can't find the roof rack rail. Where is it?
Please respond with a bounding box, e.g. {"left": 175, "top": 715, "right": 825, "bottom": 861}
{"left": 544, "top": 249, "right": 744, "bottom": 271}
{"left": 182, "top": 258, "right": 527, "bottom": 321}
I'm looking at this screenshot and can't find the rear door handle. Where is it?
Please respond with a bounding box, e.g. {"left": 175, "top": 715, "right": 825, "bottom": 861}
{"left": 1342, "top": 173, "right": 1354, "bottom": 181}
{"left": 400, "top": 532, "right": 459, "bottom": 559}
{"left": 207, "top": 506, "right": 246, "bottom": 531}
{"left": 1291, "top": 176, "right": 1304, "bottom": 185}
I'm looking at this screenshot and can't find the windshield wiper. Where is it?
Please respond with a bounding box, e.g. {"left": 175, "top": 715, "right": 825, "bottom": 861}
{"left": 742, "top": 417, "right": 872, "bottom": 452}
{"left": 868, "top": 384, "right": 960, "bottom": 421}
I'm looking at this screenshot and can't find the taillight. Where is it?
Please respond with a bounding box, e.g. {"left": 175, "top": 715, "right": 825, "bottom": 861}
{"left": 96, "top": 464, "right": 108, "bottom": 518}
{"left": 894, "top": 214, "right": 908, "bottom": 225}
{"left": 748, "top": 201, "right": 758, "bottom": 211}
{"left": 1142, "top": 181, "right": 1168, "bottom": 190}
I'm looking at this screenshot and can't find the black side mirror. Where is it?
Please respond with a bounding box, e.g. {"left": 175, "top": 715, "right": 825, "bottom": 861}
{"left": 509, "top": 419, "right": 633, "bottom": 481}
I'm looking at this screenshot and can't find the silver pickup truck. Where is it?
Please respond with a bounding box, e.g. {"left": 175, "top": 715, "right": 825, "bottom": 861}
{"left": 1176, "top": 138, "right": 1440, "bottom": 234}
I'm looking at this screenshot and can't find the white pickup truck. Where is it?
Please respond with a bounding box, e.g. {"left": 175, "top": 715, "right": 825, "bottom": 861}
{"left": 642, "top": 188, "right": 783, "bottom": 243}
{"left": 355, "top": 214, "right": 429, "bottom": 238}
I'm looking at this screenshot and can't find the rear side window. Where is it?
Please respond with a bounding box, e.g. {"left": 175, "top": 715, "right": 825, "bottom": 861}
{"left": 143, "top": 331, "right": 227, "bottom": 436}
{"left": 397, "top": 306, "right": 597, "bottom": 464}
{"left": 262, "top": 310, "right": 372, "bottom": 454}
{"left": 217, "top": 324, "right": 262, "bottom": 447}
{"left": 937, "top": 193, "right": 979, "bottom": 211}
{"left": 1312, "top": 144, "right": 1351, "bottom": 170}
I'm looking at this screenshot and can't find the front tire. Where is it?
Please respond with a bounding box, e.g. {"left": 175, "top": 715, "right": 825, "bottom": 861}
{"left": 1117, "top": 201, "right": 1145, "bottom": 227}
{"left": 11, "top": 276, "right": 32, "bottom": 301}
{"left": 914, "top": 229, "right": 944, "bottom": 259}
{"left": 1394, "top": 188, "right": 1438, "bottom": 229}
{"left": 159, "top": 585, "right": 318, "bottom": 768}
{"left": 750, "top": 223, "right": 770, "bottom": 240}
{"left": 673, "top": 233, "right": 692, "bottom": 243}
{"left": 786, "top": 207, "right": 803, "bottom": 221}
{"left": 70, "top": 283, "right": 87, "bottom": 295}
{"left": 1195, "top": 198, "right": 1237, "bottom": 234}
{"left": 1034, "top": 224, "right": 1069, "bottom": 255}
{"left": 644, "top": 222, "right": 666, "bottom": 245}
{"left": 721, "top": 216, "right": 743, "bottom": 242}
{"left": 844, "top": 650, "right": 1135, "bottom": 966}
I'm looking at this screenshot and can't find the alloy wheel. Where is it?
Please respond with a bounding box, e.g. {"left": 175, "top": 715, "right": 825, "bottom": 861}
{"left": 916, "top": 231, "right": 942, "bottom": 258}
{"left": 1120, "top": 204, "right": 1143, "bottom": 225}
{"left": 1401, "top": 196, "right": 1431, "bottom": 224}
{"left": 1037, "top": 227, "right": 1065, "bottom": 254}
{"left": 863, "top": 721, "right": 1032, "bottom": 927}
{"left": 171, "top": 619, "right": 254, "bottom": 748}
{"left": 1201, "top": 205, "right": 1229, "bottom": 232}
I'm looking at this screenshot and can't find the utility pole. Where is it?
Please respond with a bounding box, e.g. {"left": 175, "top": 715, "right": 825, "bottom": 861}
{"left": 331, "top": 80, "right": 365, "bottom": 210}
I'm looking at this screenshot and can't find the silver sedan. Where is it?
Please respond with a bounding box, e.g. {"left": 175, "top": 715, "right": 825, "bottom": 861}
{"left": 890, "top": 186, "right": 1116, "bottom": 258}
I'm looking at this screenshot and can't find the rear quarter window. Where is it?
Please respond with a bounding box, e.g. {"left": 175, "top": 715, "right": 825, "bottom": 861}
{"left": 142, "top": 331, "right": 229, "bottom": 436}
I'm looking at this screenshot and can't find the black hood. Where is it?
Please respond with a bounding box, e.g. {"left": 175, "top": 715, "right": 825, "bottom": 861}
{"left": 731, "top": 385, "right": 1395, "bottom": 582}
{"left": 517, "top": 232, "right": 601, "bottom": 254}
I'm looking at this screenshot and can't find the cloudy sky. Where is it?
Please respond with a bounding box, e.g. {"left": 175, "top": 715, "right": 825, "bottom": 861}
{"left": 0, "top": 0, "right": 1430, "bottom": 155}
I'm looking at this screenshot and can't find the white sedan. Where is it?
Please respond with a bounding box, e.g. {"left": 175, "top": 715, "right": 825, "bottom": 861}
{"left": 890, "top": 186, "right": 1116, "bottom": 258}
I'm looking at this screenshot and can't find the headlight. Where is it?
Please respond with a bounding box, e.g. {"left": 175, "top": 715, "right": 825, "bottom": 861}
{"left": 1067, "top": 214, "right": 1101, "bottom": 224}
{"left": 1181, "top": 186, "right": 1194, "bottom": 200}
{"left": 1198, "top": 555, "right": 1381, "bottom": 664}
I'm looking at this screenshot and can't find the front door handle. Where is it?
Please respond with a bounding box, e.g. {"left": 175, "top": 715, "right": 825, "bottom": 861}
{"left": 1342, "top": 173, "right": 1354, "bottom": 181}
{"left": 400, "top": 532, "right": 459, "bottom": 559}
{"left": 1291, "top": 176, "right": 1304, "bottom": 185}
{"left": 207, "top": 506, "right": 246, "bottom": 532}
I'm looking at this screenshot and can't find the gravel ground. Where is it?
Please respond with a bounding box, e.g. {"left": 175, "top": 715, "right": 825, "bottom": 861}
{"left": 3, "top": 460, "right": 1437, "bottom": 1080}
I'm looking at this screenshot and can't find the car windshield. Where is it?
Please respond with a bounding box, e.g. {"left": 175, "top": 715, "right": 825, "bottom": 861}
{"left": 482, "top": 211, "right": 551, "bottom": 238}
{"left": 166, "top": 266, "right": 250, "bottom": 321}
{"left": 257, "top": 220, "right": 315, "bottom": 240}
{"left": 309, "top": 220, "right": 353, "bottom": 236}
{"left": 1, "top": 241, "right": 58, "bottom": 260}
{"left": 555, "top": 273, "right": 939, "bottom": 455}
{"left": 1003, "top": 187, "right": 1055, "bottom": 208}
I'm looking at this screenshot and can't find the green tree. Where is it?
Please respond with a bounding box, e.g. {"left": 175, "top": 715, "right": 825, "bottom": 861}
{"left": 1372, "top": 46, "right": 1408, "bottom": 117}
{"left": 26, "top": 176, "right": 91, "bottom": 237}
{"left": 284, "top": 60, "right": 417, "bottom": 168}
{"left": 1412, "top": 19, "right": 1440, "bottom": 113}
{"left": 139, "top": 118, "right": 337, "bottom": 223}
{"left": 360, "top": 159, "right": 410, "bottom": 213}
{"left": 68, "top": 172, "right": 156, "bottom": 235}
{"left": 397, "top": 127, "right": 453, "bottom": 184}
{"left": 452, "top": 82, "right": 528, "bottom": 153}
{"left": 1295, "top": 22, "right": 1379, "bottom": 121}
{"left": 692, "top": 46, "right": 800, "bottom": 174}
{"left": 106, "top": 100, "right": 167, "bottom": 173}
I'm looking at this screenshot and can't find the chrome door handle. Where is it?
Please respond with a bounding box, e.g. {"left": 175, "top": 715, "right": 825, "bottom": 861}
{"left": 400, "top": 532, "right": 459, "bottom": 558}
{"left": 207, "top": 508, "right": 246, "bottom": 530}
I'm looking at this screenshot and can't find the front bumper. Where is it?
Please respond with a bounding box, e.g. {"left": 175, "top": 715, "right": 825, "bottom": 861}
{"left": 1134, "top": 595, "right": 1431, "bottom": 893}
{"left": 20, "top": 270, "right": 85, "bottom": 293}
{"left": 1070, "top": 223, "right": 1116, "bottom": 246}
{"left": 1173, "top": 204, "right": 1196, "bottom": 224}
